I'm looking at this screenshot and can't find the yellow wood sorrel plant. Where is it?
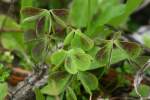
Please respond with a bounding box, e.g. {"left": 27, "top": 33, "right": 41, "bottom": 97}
{"left": 16, "top": 0, "right": 144, "bottom": 99}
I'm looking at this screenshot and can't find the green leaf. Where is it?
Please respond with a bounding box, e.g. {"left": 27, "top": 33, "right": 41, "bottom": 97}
{"left": 34, "top": 88, "right": 45, "bottom": 100}
{"left": 69, "top": 0, "right": 98, "bottom": 27}
{"left": 41, "top": 71, "right": 71, "bottom": 96}
{"left": 65, "top": 48, "right": 93, "bottom": 74}
{"left": 21, "top": 7, "right": 45, "bottom": 20}
{"left": 95, "top": 48, "right": 128, "bottom": 68}
{"left": 143, "top": 34, "right": 150, "bottom": 48}
{"left": 86, "top": 47, "right": 104, "bottom": 70}
{"left": 0, "top": 83, "right": 8, "bottom": 100}
{"left": 51, "top": 11, "right": 67, "bottom": 28}
{"left": 88, "top": 0, "right": 142, "bottom": 36}
{"left": 31, "top": 40, "right": 45, "bottom": 62}
{"left": 66, "top": 87, "right": 77, "bottom": 100}
{"left": 0, "top": 64, "right": 10, "bottom": 82}
{"left": 65, "top": 55, "right": 78, "bottom": 74}
{"left": 87, "top": 46, "right": 100, "bottom": 57}
{"left": 41, "top": 80, "right": 58, "bottom": 96}
{"left": 96, "top": 40, "right": 141, "bottom": 67}
{"left": 51, "top": 9, "right": 68, "bottom": 17}
{"left": 36, "top": 15, "right": 51, "bottom": 37}
{"left": 125, "top": 0, "right": 143, "bottom": 15}
{"left": 51, "top": 49, "right": 67, "bottom": 66}
{"left": 0, "top": 14, "right": 20, "bottom": 30}
{"left": 88, "top": 0, "right": 125, "bottom": 36}
{"left": 21, "top": 0, "right": 33, "bottom": 8}
{"left": 78, "top": 72, "right": 98, "bottom": 95}
{"left": 65, "top": 48, "right": 85, "bottom": 74}
{"left": 64, "top": 31, "right": 75, "bottom": 46}
{"left": 1, "top": 32, "right": 25, "bottom": 51}
{"left": 22, "top": 12, "right": 46, "bottom": 23}
{"left": 115, "top": 40, "right": 141, "bottom": 59}
{"left": 109, "top": 0, "right": 143, "bottom": 25}
{"left": 21, "top": 8, "right": 47, "bottom": 42}
{"left": 24, "top": 29, "right": 37, "bottom": 42}
{"left": 96, "top": 41, "right": 113, "bottom": 67}
{"left": 46, "top": 96, "right": 55, "bottom": 100}
{"left": 96, "top": 4, "right": 125, "bottom": 26}
{"left": 71, "top": 30, "right": 94, "bottom": 51}
{"left": 130, "top": 84, "right": 150, "bottom": 97}
{"left": 111, "top": 48, "right": 128, "bottom": 64}
{"left": 73, "top": 52, "right": 93, "bottom": 71}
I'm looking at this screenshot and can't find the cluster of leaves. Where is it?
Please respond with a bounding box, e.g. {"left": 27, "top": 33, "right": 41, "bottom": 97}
{"left": 0, "top": 51, "right": 14, "bottom": 63}
{"left": 0, "top": 64, "right": 10, "bottom": 82}
{"left": 19, "top": 0, "right": 145, "bottom": 99}
{"left": 1, "top": 0, "right": 150, "bottom": 99}
{"left": 0, "top": 64, "right": 9, "bottom": 100}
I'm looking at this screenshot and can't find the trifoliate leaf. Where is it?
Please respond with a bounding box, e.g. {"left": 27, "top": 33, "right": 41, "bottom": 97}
{"left": 65, "top": 48, "right": 93, "bottom": 74}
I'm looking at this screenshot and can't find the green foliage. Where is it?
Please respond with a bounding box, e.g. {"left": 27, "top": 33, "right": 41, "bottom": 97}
{"left": 20, "top": 0, "right": 144, "bottom": 98}
{"left": 21, "top": 0, "right": 33, "bottom": 8}
{"left": 78, "top": 72, "right": 98, "bottom": 95}
{"left": 143, "top": 34, "right": 150, "bottom": 48}
{"left": 50, "top": 49, "right": 67, "bottom": 66}
{"left": 130, "top": 84, "right": 150, "bottom": 97}
{"left": 0, "top": 15, "right": 24, "bottom": 51}
{"left": 71, "top": 30, "right": 94, "bottom": 51}
{"left": 0, "top": 64, "right": 10, "bottom": 82}
{"left": 96, "top": 2, "right": 125, "bottom": 26}
{"left": 69, "top": 0, "right": 98, "bottom": 28}
{"left": 86, "top": 0, "right": 143, "bottom": 36}
{"left": 0, "top": 51, "right": 14, "bottom": 63}
{"left": 114, "top": 40, "right": 141, "bottom": 59}
{"left": 21, "top": 7, "right": 52, "bottom": 62}
{"left": 1, "top": 32, "right": 25, "bottom": 51}
{"left": 64, "top": 30, "right": 75, "bottom": 46}
{"left": 34, "top": 88, "right": 45, "bottom": 100}
{"left": 96, "top": 40, "right": 114, "bottom": 67}
{"left": 64, "top": 30, "right": 94, "bottom": 51}
{"left": 0, "top": 15, "right": 20, "bottom": 30}
{"left": 66, "top": 87, "right": 77, "bottom": 100}
{"left": 41, "top": 71, "right": 71, "bottom": 96}
{"left": 0, "top": 83, "right": 8, "bottom": 100}
{"left": 46, "top": 96, "right": 55, "bottom": 100}
{"left": 65, "top": 48, "right": 93, "bottom": 74}
{"left": 0, "top": 0, "right": 146, "bottom": 99}
{"left": 109, "top": 0, "right": 143, "bottom": 25}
